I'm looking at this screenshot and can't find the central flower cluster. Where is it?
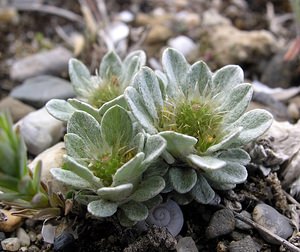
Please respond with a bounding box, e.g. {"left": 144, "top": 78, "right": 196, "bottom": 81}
{"left": 158, "top": 100, "right": 224, "bottom": 153}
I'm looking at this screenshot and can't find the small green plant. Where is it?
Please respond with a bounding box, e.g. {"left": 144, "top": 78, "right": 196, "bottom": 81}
{"left": 125, "top": 48, "right": 273, "bottom": 204}
{"left": 46, "top": 50, "right": 146, "bottom": 122}
{"left": 50, "top": 105, "right": 167, "bottom": 226}
{"left": 0, "top": 112, "right": 63, "bottom": 218}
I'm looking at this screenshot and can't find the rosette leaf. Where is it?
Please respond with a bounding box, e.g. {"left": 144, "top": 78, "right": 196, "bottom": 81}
{"left": 124, "top": 48, "right": 273, "bottom": 205}
{"left": 51, "top": 105, "right": 166, "bottom": 225}
{"left": 46, "top": 50, "right": 146, "bottom": 122}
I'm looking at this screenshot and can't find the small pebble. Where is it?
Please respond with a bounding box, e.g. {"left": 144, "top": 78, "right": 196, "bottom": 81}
{"left": 1, "top": 238, "right": 21, "bottom": 252}
{"left": 17, "top": 227, "right": 31, "bottom": 247}
{"left": 235, "top": 211, "right": 252, "bottom": 230}
{"left": 19, "top": 246, "right": 28, "bottom": 252}
{"left": 229, "top": 236, "right": 256, "bottom": 252}
{"left": 28, "top": 245, "right": 40, "bottom": 252}
{"left": 206, "top": 209, "right": 235, "bottom": 239}
{"left": 288, "top": 102, "right": 300, "bottom": 120}
{"left": 28, "top": 231, "right": 36, "bottom": 242}
{"left": 0, "top": 232, "right": 5, "bottom": 241}
{"left": 252, "top": 203, "right": 293, "bottom": 244}
{"left": 0, "top": 210, "right": 22, "bottom": 233}
{"left": 53, "top": 232, "right": 75, "bottom": 252}
{"left": 176, "top": 236, "right": 198, "bottom": 252}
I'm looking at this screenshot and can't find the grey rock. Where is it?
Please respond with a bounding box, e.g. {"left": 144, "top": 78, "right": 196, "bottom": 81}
{"left": 1, "top": 237, "right": 21, "bottom": 251}
{"left": 15, "top": 107, "right": 64, "bottom": 155}
{"left": 0, "top": 232, "right": 5, "bottom": 241}
{"left": 10, "top": 75, "right": 75, "bottom": 108}
{"left": 235, "top": 211, "right": 252, "bottom": 231}
{"left": 16, "top": 227, "right": 31, "bottom": 247}
{"left": 252, "top": 203, "right": 293, "bottom": 244}
{"left": 229, "top": 236, "right": 257, "bottom": 252}
{"left": 176, "top": 237, "right": 198, "bottom": 252}
{"left": 261, "top": 51, "right": 300, "bottom": 89}
{"left": 28, "top": 245, "right": 40, "bottom": 252}
{"left": 0, "top": 96, "right": 35, "bottom": 122}
{"left": 206, "top": 209, "right": 235, "bottom": 239}
{"left": 10, "top": 47, "right": 72, "bottom": 81}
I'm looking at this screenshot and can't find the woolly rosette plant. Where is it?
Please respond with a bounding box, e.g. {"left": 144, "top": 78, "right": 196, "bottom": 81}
{"left": 46, "top": 50, "right": 146, "bottom": 122}
{"left": 124, "top": 48, "right": 273, "bottom": 204}
{"left": 50, "top": 105, "right": 167, "bottom": 226}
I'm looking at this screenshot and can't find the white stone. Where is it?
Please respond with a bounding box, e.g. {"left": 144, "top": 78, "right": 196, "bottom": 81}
{"left": 168, "top": 36, "right": 198, "bottom": 57}
{"left": 202, "top": 8, "right": 232, "bottom": 26}
{"left": 107, "top": 22, "right": 129, "bottom": 44}
{"left": 15, "top": 107, "right": 64, "bottom": 155}
{"left": 28, "top": 142, "right": 68, "bottom": 194}
{"left": 1, "top": 238, "right": 21, "bottom": 251}
{"left": 176, "top": 237, "right": 198, "bottom": 252}
{"left": 17, "top": 227, "right": 31, "bottom": 247}
{"left": 117, "top": 11, "right": 134, "bottom": 23}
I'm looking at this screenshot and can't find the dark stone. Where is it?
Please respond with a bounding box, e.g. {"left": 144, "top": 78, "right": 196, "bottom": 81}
{"left": 229, "top": 236, "right": 257, "bottom": 252}
{"left": 205, "top": 209, "right": 235, "bottom": 239}
{"left": 53, "top": 232, "right": 75, "bottom": 252}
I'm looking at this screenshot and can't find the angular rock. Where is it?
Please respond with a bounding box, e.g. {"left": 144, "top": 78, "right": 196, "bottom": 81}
{"left": 0, "top": 209, "right": 23, "bottom": 232}
{"left": 1, "top": 238, "right": 21, "bottom": 251}
{"left": 10, "top": 47, "right": 72, "bottom": 81}
{"left": 15, "top": 107, "right": 64, "bottom": 155}
{"left": 28, "top": 142, "right": 68, "bottom": 193}
{"left": 176, "top": 237, "right": 198, "bottom": 252}
{"left": 229, "top": 236, "right": 257, "bottom": 252}
{"left": 252, "top": 203, "right": 293, "bottom": 244}
{"left": 10, "top": 75, "right": 75, "bottom": 108}
{"left": 17, "top": 228, "right": 31, "bottom": 247}
{"left": 0, "top": 97, "right": 35, "bottom": 122}
{"left": 206, "top": 209, "right": 235, "bottom": 239}
{"left": 203, "top": 24, "right": 277, "bottom": 66}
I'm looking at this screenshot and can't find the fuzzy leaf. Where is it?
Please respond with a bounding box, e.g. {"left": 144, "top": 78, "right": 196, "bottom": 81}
{"left": 112, "top": 152, "right": 145, "bottom": 186}
{"left": 120, "top": 201, "right": 148, "bottom": 221}
{"left": 64, "top": 133, "right": 89, "bottom": 162}
{"left": 215, "top": 148, "right": 251, "bottom": 166}
{"left": 50, "top": 168, "right": 92, "bottom": 189}
{"left": 88, "top": 199, "right": 118, "bottom": 217}
{"left": 159, "top": 131, "right": 197, "bottom": 158}
{"left": 203, "top": 162, "right": 248, "bottom": 184}
{"left": 123, "top": 50, "right": 146, "bottom": 68}
{"left": 143, "top": 194, "right": 163, "bottom": 209}
{"left": 190, "top": 173, "right": 215, "bottom": 204}
{"left": 118, "top": 210, "right": 137, "bottom": 227}
{"left": 142, "top": 135, "right": 166, "bottom": 167}
{"left": 220, "top": 83, "right": 253, "bottom": 125}
{"left": 101, "top": 105, "right": 132, "bottom": 148}
{"left": 169, "top": 191, "right": 194, "bottom": 205}
{"left": 132, "top": 67, "right": 163, "bottom": 122}
{"left": 162, "top": 48, "right": 189, "bottom": 98}
{"left": 68, "top": 99, "right": 101, "bottom": 122}
{"left": 64, "top": 156, "right": 102, "bottom": 188}
{"left": 212, "top": 65, "right": 244, "bottom": 96}
{"left": 125, "top": 87, "right": 157, "bottom": 134}
{"left": 69, "top": 58, "right": 92, "bottom": 97}
{"left": 98, "top": 95, "right": 127, "bottom": 116}
{"left": 187, "top": 154, "right": 226, "bottom": 171}
{"left": 143, "top": 158, "right": 169, "bottom": 178}
{"left": 45, "top": 99, "right": 76, "bottom": 122}
{"left": 155, "top": 70, "right": 168, "bottom": 100}
{"left": 208, "top": 180, "right": 236, "bottom": 190}
{"left": 130, "top": 176, "right": 165, "bottom": 202}
{"left": 97, "top": 183, "right": 133, "bottom": 201}
{"left": 186, "top": 61, "right": 212, "bottom": 97}
{"left": 206, "top": 127, "right": 242, "bottom": 153}
{"left": 226, "top": 109, "right": 273, "bottom": 146}
{"left": 67, "top": 111, "right": 103, "bottom": 155}
{"left": 169, "top": 167, "right": 197, "bottom": 194}
{"left": 99, "top": 51, "right": 122, "bottom": 80}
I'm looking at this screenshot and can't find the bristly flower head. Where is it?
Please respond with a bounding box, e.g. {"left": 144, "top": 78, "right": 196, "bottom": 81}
{"left": 125, "top": 48, "right": 273, "bottom": 204}
{"left": 46, "top": 50, "right": 146, "bottom": 123}
{"left": 51, "top": 105, "right": 167, "bottom": 226}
